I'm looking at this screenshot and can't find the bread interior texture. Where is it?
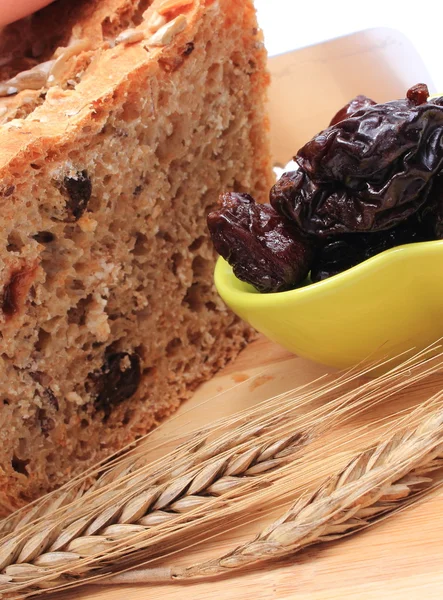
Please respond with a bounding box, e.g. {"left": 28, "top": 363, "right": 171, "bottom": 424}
{"left": 0, "top": 0, "right": 271, "bottom": 513}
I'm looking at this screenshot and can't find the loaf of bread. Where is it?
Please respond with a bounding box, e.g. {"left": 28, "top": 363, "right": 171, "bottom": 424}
{"left": 0, "top": 0, "right": 271, "bottom": 514}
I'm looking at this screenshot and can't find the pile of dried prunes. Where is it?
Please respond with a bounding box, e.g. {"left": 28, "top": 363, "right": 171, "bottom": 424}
{"left": 208, "top": 84, "right": 443, "bottom": 292}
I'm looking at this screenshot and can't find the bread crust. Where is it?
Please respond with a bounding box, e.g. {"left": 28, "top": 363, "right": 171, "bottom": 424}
{"left": 0, "top": 0, "right": 269, "bottom": 174}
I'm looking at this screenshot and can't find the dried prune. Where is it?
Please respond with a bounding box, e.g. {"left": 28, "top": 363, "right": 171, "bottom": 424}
{"left": 183, "top": 42, "right": 195, "bottom": 56}
{"left": 2, "top": 273, "right": 22, "bottom": 317}
{"left": 207, "top": 193, "right": 314, "bottom": 293}
{"left": 209, "top": 84, "right": 442, "bottom": 292}
{"left": 419, "top": 174, "right": 443, "bottom": 239}
{"left": 311, "top": 216, "right": 430, "bottom": 282}
{"left": 271, "top": 84, "right": 443, "bottom": 237}
{"left": 63, "top": 170, "right": 92, "bottom": 222}
{"left": 94, "top": 352, "right": 141, "bottom": 417}
{"left": 38, "top": 409, "right": 55, "bottom": 437}
{"left": 311, "top": 238, "right": 364, "bottom": 282}
{"left": 329, "top": 94, "right": 376, "bottom": 126}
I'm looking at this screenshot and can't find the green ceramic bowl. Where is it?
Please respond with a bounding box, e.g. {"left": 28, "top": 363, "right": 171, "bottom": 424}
{"left": 214, "top": 240, "right": 443, "bottom": 369}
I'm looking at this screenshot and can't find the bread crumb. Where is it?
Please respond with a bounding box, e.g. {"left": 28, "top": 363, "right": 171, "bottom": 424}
{"left": 66, "top": 391, "right": 84, "bottom": 405}
{"left": 86, "top": 294, "right": 111, "bottom": 342}
{"left": 78, "top": 214, "right": 98, "bottom": 232}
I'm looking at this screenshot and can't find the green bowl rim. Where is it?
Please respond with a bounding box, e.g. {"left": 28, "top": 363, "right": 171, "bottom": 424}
{"left": 215, "top": 238, "right": 443, "bottom": 306}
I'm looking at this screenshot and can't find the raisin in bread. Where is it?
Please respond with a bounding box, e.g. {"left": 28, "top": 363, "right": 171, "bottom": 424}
{"left": 0, "top": 0, "right": 272, "bottom": 514}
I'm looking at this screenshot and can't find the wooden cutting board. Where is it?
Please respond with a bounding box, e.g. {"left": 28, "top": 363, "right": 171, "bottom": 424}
{"left": 54, "top": 335, "right": 443, "bottom": 600}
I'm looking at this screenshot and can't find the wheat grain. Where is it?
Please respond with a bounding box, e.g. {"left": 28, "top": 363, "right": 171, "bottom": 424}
{"left": 1, "top": 345, "right": 436, "bottom": 541}
{"left": 0, "top": 430, "right": 309, "bottom": 596}
{"left": 1, "top": 350, "right": 443, "bottom": 597}
{"left": 105, "top": 398, "right": 443, "bottom": 583}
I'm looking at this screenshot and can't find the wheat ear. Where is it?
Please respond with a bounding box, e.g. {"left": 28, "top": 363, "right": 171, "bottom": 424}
{"left": 102, "top": 396, "right": 443, "bottom": 583}
{"left": 0, "top": 429, "right": 310, "bottom": 596}
{"left": 2, "top": 344, "right": 438, "bottom": 540}
{"left": 2, "top": 350, "right": 443, "bottom": 597}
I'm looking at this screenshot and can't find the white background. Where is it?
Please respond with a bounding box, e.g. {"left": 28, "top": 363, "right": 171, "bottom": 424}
{"left": 254, "top": 0, "right": 443, "bottom": 91}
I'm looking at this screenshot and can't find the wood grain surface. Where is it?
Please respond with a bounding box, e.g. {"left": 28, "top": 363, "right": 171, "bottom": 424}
{"left": 49, "top": 335, "right": 443, "bottom": 600}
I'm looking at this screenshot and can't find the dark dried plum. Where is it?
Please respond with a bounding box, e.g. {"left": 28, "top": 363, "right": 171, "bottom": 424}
{"left": 37, "top": 388, "right": 59, "bottom": 437}
{"left": 94, "top": 352, "right": 141, "bottom": 417}
{"left": 311, "top": 216, "right": 430, "bottom": 282}
{"left": 183, "top": 42, "right": 195, "bottom": 56}
{"left": 419, "top": 174, "right": 443, "bottom": 239}
{"left": 311, "top": 238, "right": 364, "bottom": 282}
{"left": 62, "top": 170, "right": 92, "bottom": 222}
{"left": 271, "top": 84, "right": 443, "bottom": 237}
{"left": 209, "top": 84, "right": 441, "bottom": 291}
{"left": 329, "top": 94, "right": 377, "bottom": 126}
{"left": 207, "top": 193, "right": 314, "bottom": 293}
{"left": 2, "top": 273, "right": 22, "bottom": 318}
{"left": 38, "top": 409, "right": 55, "bottom": 437}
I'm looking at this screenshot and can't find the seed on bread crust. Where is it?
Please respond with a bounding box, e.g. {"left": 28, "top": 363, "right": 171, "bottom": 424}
{"left": 145, "top": 11, "right": 167, "bottom": 33}
{"left": 48, "top": 39, "right": 93, "bottom": 86}
{"left": 145, "top": 14, "right": 187, "bottom": 47}
{"left": 0, "top": 61, "right": 54, "bottom": 97}
{"left": 115, "top": 29, "right": 145, "bottom": 46}
{"left": 157, "top": 0, "right": 194, "bottom": 15}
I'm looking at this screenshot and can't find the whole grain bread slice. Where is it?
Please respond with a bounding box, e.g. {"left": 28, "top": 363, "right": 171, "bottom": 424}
{"left": 0, "top": 0, "right": 272, "bottom": 514}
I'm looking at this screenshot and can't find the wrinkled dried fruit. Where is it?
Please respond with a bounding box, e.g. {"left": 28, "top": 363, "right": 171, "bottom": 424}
{"left": 210, "top": 85, "right": 441, "bottom": 291}
{"left": 38, "top": 409, "right": 55, "bottom": 437}
{"left": 2, "top": 265, "right": 37, "bottom": 318}
{"left": 94, "top": 352, "right": 141, "bottom": 417}
{"left": 311, "top": 216, "right": 430, "bottom": 282}
{"left": 271, "top": 84, "right": 443, "bottom": 237}
{"left": 207, "top": 193, "right": 314, "bottom": 292}
{"left": 63, "top": 170, "right": 92, "bottom": 222}
{"left": 329, "top": 94, "right": 376, "bottom": 126}
{"left": 183, "top": 41, "right": 195, "bottom": 56}
{"left": 419, "top": 174, "right": 443, "bottom": 239}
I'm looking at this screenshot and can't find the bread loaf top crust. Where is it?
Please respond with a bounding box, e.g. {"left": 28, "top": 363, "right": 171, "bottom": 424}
{"left": 0, "top": 0, "right": 267, "bottom": 178}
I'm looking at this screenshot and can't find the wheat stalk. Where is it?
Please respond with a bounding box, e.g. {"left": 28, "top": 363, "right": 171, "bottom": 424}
{"left": 2, "top": 343, "right": 437, "bottom": 542}
{"left": 104, "top": 395, "right": 443, "bottom": 584}
{"left": 0, "top": 367, "right": 359, "bottom": 540}
{"left": 0, "top": 350, "right": 419, "bottom": 535}
{"left": 0, "top": 429, "right": 310, "bottom": 596}
{"left": 1, "top": 349, "right": 443, "bottom": 597}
